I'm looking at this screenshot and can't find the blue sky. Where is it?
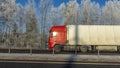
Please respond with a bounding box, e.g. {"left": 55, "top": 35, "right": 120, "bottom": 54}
{"left": 16, "top": 0, "right": 106, "bottom": 7}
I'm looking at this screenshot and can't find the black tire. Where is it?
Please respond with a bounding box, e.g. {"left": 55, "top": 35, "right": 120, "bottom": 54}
{"left": 80, "top": 46, "right": 88, "bottom": 53}
{"left": 117, "top": 46, "right": 120, "bottom": 52}
{"left": 54, "top": 45, "right": 61, "bottom": 52}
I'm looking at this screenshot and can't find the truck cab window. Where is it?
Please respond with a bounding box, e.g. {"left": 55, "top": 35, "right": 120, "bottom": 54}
{"left": 51, "top": 32, "right": 57, "bottom": 37}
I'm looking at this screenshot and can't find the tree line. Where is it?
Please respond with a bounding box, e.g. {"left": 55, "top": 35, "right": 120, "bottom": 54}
{"left": 0, "top": 0, "right": 120, "bottom": 49}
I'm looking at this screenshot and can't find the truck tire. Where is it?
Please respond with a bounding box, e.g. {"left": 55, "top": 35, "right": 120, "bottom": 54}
{"left": 117, "top": 46, "right": 120, "bottom": 52}
{"left": 54, "top": 45, "right": 61, "bottom": 52}
{"left": 80, "top": 46, "right": 88, "bottom": 53}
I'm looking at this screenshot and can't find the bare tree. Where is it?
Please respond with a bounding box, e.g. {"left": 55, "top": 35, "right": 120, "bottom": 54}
{"left": 16, "top": 4, "right": 25, "bottom": 33}
{"left": 50, "top": 3, "right": 66, "bottom": 25}
{"left": 81, "top": 0, "right": 100, "bottom": 25}
{"left": 25, "top": 0, "right": 38, "bottom": 48}
{"left": 39, "top": 0, "right": 53, "bottom": 48}
{"left": 15, "top": 4, "right": 26, "bottom": 47}
{"left": 0, "top": 0, "right": 16, "bottom": 47}
{"left": 101, "top": 0, "right": 120, "bottom": 25}
{"left": 64, "top": 0, "right": 80, "bottom": 25}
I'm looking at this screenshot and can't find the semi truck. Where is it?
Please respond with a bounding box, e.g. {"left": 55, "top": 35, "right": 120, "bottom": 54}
{"left": 48, "top": 25, "right": 120, "bottom": 52}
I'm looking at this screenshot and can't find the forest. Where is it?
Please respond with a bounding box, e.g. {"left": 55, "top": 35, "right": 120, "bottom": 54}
{"left": 0, "top": 0, "right": 120, "bottom": 49}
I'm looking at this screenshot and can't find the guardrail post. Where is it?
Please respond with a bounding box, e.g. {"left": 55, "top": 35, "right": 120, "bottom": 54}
{"left": 75, "top": 46, "right": 77, "bottom": 55}
{"left": 98, "top": 50, "right": 100, "bottom": 57}
{"left": 30, "top": 45, "right": 32, "bottom": 55}
{"left": 8, "top": 47, "right": 11, "bottom": 53}
{"left": 53, "top": 48, "right": 55, "bottom": 55}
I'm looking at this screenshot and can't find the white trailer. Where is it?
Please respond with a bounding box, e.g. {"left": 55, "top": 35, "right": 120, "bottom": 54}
{"left": 66, "top": 25, "right": 120, "bottom": 52}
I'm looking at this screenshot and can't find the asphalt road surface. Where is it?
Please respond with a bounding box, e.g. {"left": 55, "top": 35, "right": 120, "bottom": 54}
{"left": 0, "top": 61, "right": 120, "bottom": 68}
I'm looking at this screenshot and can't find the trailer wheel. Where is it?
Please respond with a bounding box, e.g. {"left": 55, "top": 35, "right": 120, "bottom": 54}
{"left": 80, "top": 46, "right": 88, "bottom": 53}
{"left": 54, "top": 45, "right": 61, "bottom": 52}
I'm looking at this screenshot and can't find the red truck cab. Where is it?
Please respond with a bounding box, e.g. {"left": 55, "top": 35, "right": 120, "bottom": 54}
{"left": 48, "top": 26, "right": 67, "bottom": 50}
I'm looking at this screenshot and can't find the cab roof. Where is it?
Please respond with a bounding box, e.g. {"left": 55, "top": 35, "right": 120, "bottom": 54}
{"left": 50, "top": 25, "right": 66, "bottom": 32}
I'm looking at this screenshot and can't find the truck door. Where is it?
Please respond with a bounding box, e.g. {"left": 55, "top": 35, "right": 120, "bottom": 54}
{"left": 55, "top": 31, "right": 66, "bottom": 44}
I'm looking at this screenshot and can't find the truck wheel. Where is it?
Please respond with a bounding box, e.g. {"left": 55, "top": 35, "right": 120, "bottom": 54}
{"left": 80, "top": 46, "right": 88, "bottom": 53}
{"left": 54, "top": 45, "right": 61, "bottom": 52}
{"left": 117, "top": 46, "right": 120, "bottom": 52}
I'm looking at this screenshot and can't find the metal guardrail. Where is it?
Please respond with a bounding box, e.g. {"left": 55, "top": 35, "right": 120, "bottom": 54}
{"left": 0, "top": 53, "right": 120, "bottom": 63}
